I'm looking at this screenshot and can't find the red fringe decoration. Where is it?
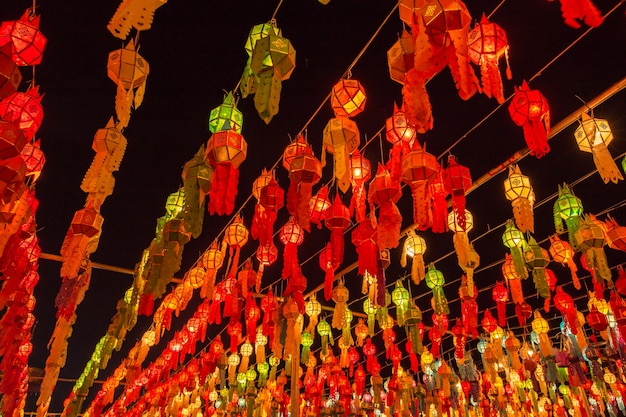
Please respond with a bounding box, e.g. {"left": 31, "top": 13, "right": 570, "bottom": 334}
{"left": 402, "top": 69, "right": 433, "bottom": 133}
{"left": 560, "top": 0, "right": 604, "bottom": 28}
{"left": 376, "top": 201, "right": 402, "bottom": 250}
{"left": 523, "top": 119, "right": 550, "bottom": 158}
{"left": 351, "top": 221, "right": 378, "bottom": 277}
{"left": 287, "top": 181, "right": 314, "bottom": 232}
{"left": 138, "top": 293, "right": 154, "bottom": 316}
{"left": 208, "top": 163, "right": 239, "bottom": 216}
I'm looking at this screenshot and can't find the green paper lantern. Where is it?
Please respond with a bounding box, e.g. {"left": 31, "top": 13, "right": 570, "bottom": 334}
{"left": 209, "top": 91, "right": 243, "bottom": 134}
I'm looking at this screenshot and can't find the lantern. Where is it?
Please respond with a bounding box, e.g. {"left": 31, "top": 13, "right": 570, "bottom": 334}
{"left": 386, "top": 30, "right": 414, "bottom": 85}
{"left": 305, "top": 294, "right": 322, "bottom": 333}
{"left": 285, "top": 137, "right": 322, "bottom": 231}
{"left": 574, "top": 214, "right": 612, "bottom": 283}
{"left": 501, "top": 254, "right": 524, "bottom": 305}
{"left": 448, "top": 208, "right": 479, "bottom": 295}
{"left": 300, "top": 332, "right": 313, "bottom": 365}
{"left": 553, "top": 286, "right": 578, "bottom": 334}
{"left": 553, "top": 183, "right": 584, "bottom": 250}
{"left": 400, "top": 229, "right": 427, "bottom": 285}
{"left": 467, "top": 14, "right": 512, "bottom": 104}
{"left": 348, "top": 149, "right": 371, "bottom": 224}
{"left": 60, "top": 205, "right": 104, "bottom": 278}
{"left": 401, "top": 141, "right": 439, "bottom": 230}
{"left": 255, "top": 242, "right": 278, "bottom": 292}
{"left": 20, "top": 139, "right": 44, "bottom": 183}
{"left": 251, "top": 171, "right": 284, "bottom": 247}
{"left": 574, "top": 111, "right": 622, "bottom": 184}
{"left": 504, "top": 164, "right": 535, "bottom": 233}
{"left": 531, "top": 310, "right": 553, "bottom": 358}
{"left": 363, "top": 298, "right": 378, "bottom": 336}
{"left": 459, "top": 274, "right": 478, "bottom": 338}
{"left": 443, "top": 155, "right": 472, "bottom": 231}
{"left": 205, "top": 130, "right": 248, "bottom": 216}
{"left": 523, "top": 236, "right": 553, "bottom": 307}
{"left": 0, "top": 85, "right": 43, "bottom": 140}
{"left": 0, "top": 44, "right": 21, "bottom": 98}
{"left": 354, "top": 318, "right": 368, "bottom": 347}
{"left": 308, "top": 185, "right": 331, "bottom": 228}
{"left": 492, "top": 281, "right": 509, "bottom": 327}
{"left": 320, "top": 242, "right": 339, "bottom": 302}
{"left": 255, "top": 329, "right": 268, "bottom": 364}
{"left": 548, "top": 234, "right": 580, "bottom": 290}
{"left": 317, "top": 319, "right": 333, "bottom": 356}
{"left": 330, "top": 78, "right": 366, "bottom": 118}
{"left": 3, "top": 10, "right": 47, "bottom": 66}
{"left": 425, "top": 264, "right": 449, "bottom": 316}
{"left": 351, "top": 218, "right": 379, "bottom": 293}
{"left": 331, "top": 281, "right": 349, "bottom": 330}
{"left": 0, "top": 118, "right": 26, "bottom": 161}
{"left": 557, "top": 0, "right": 603, "bottom": 28}
{"left": 385, "top": 103, "right": 417, "bottom": 180}
{"left": 280, "top": 218, "right": 307, "bottom": 311}
{"left": 481, "top": 309, "right": 498, "bottom": 334}
{"left": 502, "top": 220, "right": 529, "bottom": 279}
{"left": 602, "top": 215, "right": 626, "bottom": 252}
{"left": 368, "top": 164, "right": 402, "bottom": 249}
{"left": 392, "top": 280, "right": 410, "bottom": 326}
{"left": 322, "top": 116, "right": 360, "bottom": 193}
{"left": 199, "top": 241, "right": 225, "bottom": 300}
{"left": 324, "top": 194, "right": 351, "bottom": 273}
{"left": 508, "top": 80, "right": 551, "bottom": 158}
{"left": 209, "top": 91, "right": 243, "bottom": 134}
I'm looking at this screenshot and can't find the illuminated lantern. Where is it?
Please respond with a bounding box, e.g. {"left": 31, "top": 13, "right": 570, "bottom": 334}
{"left": 451, "top": 319, "right": 467, "bottom": 361}
{"left": 331, "top": 280, "right": 349, "bottom": 330}
{"left": 351, "top": 218, "right": 379, "bottom": 291}
{"left": 523, "top": 236, "right": 553, "bottom": 308}
{"left": 260, "top": 289, "right": 278, "bottom": 347}
{"left": 300, "top": 332, "right": 313, "bottom": 364}
{"left": 442, "top": 155, "right": 472, "bottom": 231}
{"left": 531, "top": 310, "right": 553, "bottom": 358}
{"left": 285, "top": 137, "right": 322, "bottom": 231}
{"left": 557, "top": 0, "right": 603, "bottom": 28}
{"left": 60, "top": 205, "right": 104, "bottom": 278}
{"left": 308, "top": 185, "right": 331, "bottom": 228}
{"left": 492, "top": 281, "right": 509, "bottom": 327}
{"left": 503, "top": 164, "right": 535, "bottom": 233}
{"left": 280, "top": 217, "right": 307, "bottom": 311}
{"left": 428, "top": 168, "right": 449, "bottom": 233}
{"left": 385, "top": 103, "right": 417, "bottom": 180}
{"left": 554, "top": 183, "right": 584, "bottom": 250}
{"left": 401, "top": 141, "right": 439, "bottom": 230}
{"left": 548, "top": 234, "right": 580, "bottom": 290}
{"left": 574, "top": 111, "right": 622, "bottom": 184}
{"left": 255, "top": 242, "right": 278, "bottom": 292}
{"left": 0, "top": 118, "right": 26, "bottom": 160}
{"left": 425, "top": 264, "right": 449, "bottom": 315}
{"left": 386, "top": 30, "right": 414, "bottom": 85}
{"left": 515, "top": 301, "right": 533, "bottom": 327}
{"left": 363, "top": 298, "right": 378, "bottom": 336}
{"left": 322, "top": 116, "right": 360, "bottom": 193}
{"left": 244, "top": 292, "right": 261, "bottom": 340}
{"left": 368, "top": 164, "right": 402, "bottom": 249}
{"left": 223, "top": 215, "right": 249, "bottom": 280}
{"left": 0, "top": 44, "right": 21, "bottom": 98}
{"left": 400, "top": 229, "right": 426, "bottom": 285}
{"left": 553, "top": 286, "right": 578, "bottom": 334}
{"left": 602, "top": 215, "right": 626, "bottom": 252}
{"left": 199, "top": 241, "right": 225, "bottom": 299}
{"left": 317, "top": 318, "right": 333, "bottom": 356}
{"left": 354, "top": 318, "right": 368, "bottom": 347}
{"left": 502, "top": 254, "right": 524, "bottom": 305}
{"left": 508, "top": 80, "right": 551, "bottom": 158}
{"left": 227, "top": 353, "right": 240, "bottom": 384}
{"left": 319, "top": 242, "right": 339, "bottom": 302}
{"left": 2, "top": 10, "right": 47, "bottom": 66}
{"left": 467, "top": 14, "right": 512, "bottom": 104}
{"left": 252, "top": 171, "right": 284, "bottom": 247}
{"left": 574, "top": 214, "right": 612, "bottom": 284}
{"left": 305, "top": 294, "right": 322, "bottom": 334}
{"left": 448, "top": 208, "right": 479, "bottom": 294}
{"left": 208, "top": 91, "right": 243, "bottom": 134}
{"left": 481, "top": 309, "right": 498, "bottom": 334}
{"left": 392, "top": 280, "right": 410, "bottom": 326}
{"left": 330, "top": 78, "right": 367, "bottom": 118}
{"left": 255, "top": 329, "right": 268, "bottom": 364}
{"left": 502, "top": 220, "right": 529, "bottom": 279}
{"left": 205, "top": 129, "right": 247, "bottom": 216}
{"left": 0, "top": 85, "right": 43, "bottom": 140}
{"left": 324, "top": 194, "right": 351, "bottom": 271}
{"left": 348, "top": 149, "right": 371, "bottom": 223}
{"left": 282, "top": 134, "right": 311, "bottom": 170}
{"left": 459, "top": 274, "right": 478, "bottom": 338}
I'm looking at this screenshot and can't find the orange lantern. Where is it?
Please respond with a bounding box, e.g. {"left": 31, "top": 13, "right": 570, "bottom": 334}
{"left": 368, "top": 164, "right": 402, "bottom": 249}
{"left": 548, "top": 234, "right": 581, "bottom": 290}
{"left": 401, "top": 141, "right": 439, "bottom": 230}
{"left": 330, "top": 78, "right": 367, "bottom": 118}
{"left": 279, "top": 217, "right": 305, "bottom": 284}
{"left": 320, "top": 242, "right": 339, "bottom": 301}
{"left": 491, "top": 281, "right": 509, "bottom": 327}
{"left": 508, "top": 80, "right": 551, "bottom": 158}
{"left": 348, "top": 149, "right": 371, "bottom": 224}
{"left": 253, "top": 173, "right": 284, "bottom": 247}
{"left": 467, "top": 14, "right": 512, "bottom": 104}
{"left": 503, "top": 164, "right": 535, "bottom": 233}
{"left": 255, "top": 242, "right": 277, "bottom": 292}
{"left": 223, "top": 215, "right": 249, "bottom": 281}
{"left": 1, "top": 9, "right": 47, "bottom": 66}
{"left": 285, "top": 138, "right": 322, "bottom": 231}
{"left": 386, "top": 30, "right": 414, "bottom": 85}
{"left": 0, "top": 85, "right": 43, "bottom": 140}
{"left": 107, "top": 39, "right": 148, "bottom": 127}
{"left": 308, "top": 184, "right": 331, "bottom": 228}
{"left": 602, "top": 215, "right": 626, "bottom": 252}
{"left": 574, "top": 111, "right": 623, "bottom": 184}
{"left": 443, "top": 155, "right": 472, "bottom": 231}
{"left": 351, "top": 219, "right": 379, "bottom": 286}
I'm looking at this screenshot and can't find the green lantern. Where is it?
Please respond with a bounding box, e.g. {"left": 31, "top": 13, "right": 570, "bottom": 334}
{"left": 523, "top": 236, "right": 551, "bottom": 300}
{"left": 209, "top": 91, "right": 243, "bottom": 134}
{"left": 300, "top": 332, "right": 313, "bottom": 364}
{"left": 425, "top": 264, "right": 449, "bottom": 315}
{"left": 363, "top": 298, "right": 378, "bottom": 336}
{"left": 553, "top": 183, "right": 584, "bottom": 250}
{"left": 392, "top": 280, "right": 410, "bottom": 325}
{"left": 317, "top": 319, "right": 333, "bottom": 356}
{"left": 502, "top": 219, "right": 529, "bottom": 279}
{"left": 165, "top": 188, "right": 185, "bottom": 219}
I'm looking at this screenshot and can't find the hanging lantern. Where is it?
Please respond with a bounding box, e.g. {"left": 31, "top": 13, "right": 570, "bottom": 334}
{"left": 322, "top": 116, "right": 360, "bottom": 193}
{"left": 279, "top": 217, "right": 307, "bottom": 311}
{"left": 602, "top": 215, "right": 626, "bottom": 252}
{"left": 330, "top": 78, "right": 366, "bottom": 118}
{"left": 443, "top": 155, "right": 472, "bottom": 231}
{"left": 252, "top": 172, "right": 284, "bottom": 247}
{"left": 282, "top": 297, "right": 301, "bottom": 359}
{"left": 553, "top": 286, "right": 578, "bottom": 334}
{"left": 285, "top": 137, "right": 322, "bottom": 231}
{"left": 481, "top": 309, "right": 498, "bottom": 334}
{"left": 223, "top": 215, "right": 249, "bottom": 282}
{"left": 331, "top": 280, "right": 349, "bottom": 330}
{"left": 425, "top": 264, "right": 449, "bottom": 316}
{"left": 508, "top": 80, "right": 551, "bottom": 158}
{"left": 208, "top": 91, "right": 243, "bottom": 134}
{"left": 501, "top": 254, "right": 524, "bottom": 306}
{"left": 491, "top": 281, "right": 509, "bottom": 327}
{"left": 0, "top": 44, "right": 21, "bottom": 98}
{"left": 502, "top": 219, "right": 529, "bottom": 279}
{"left": 20, "top": 139, "right": 44, "bottom": 183}
{"left": 320, "top": 242, "right": 339, "bottom": 301}
{"left": 531, "top": 310, "right": 553, "bottom": 358}
{"left": 401, "top": 141, "right": 439, "bottom": 230}
{"left": 459, "top": 275, "right": 478, "bottom": 338}
{"left": 385, "top": 103, "right": 417, "bottom": 180}
{"left": 391, "top": 280, "right": 410, "bottom": 325}
{"left": 574, "top": 111, "right": 623, "bottom": 184}
{"left": 199, "top": 241, "right": 225, "bottom": 300}
{"left": 368, "top": 164, "right": 402, "bottom": 249}
{"left": 553, "top": 183, "right": 584, "bottom": 250}
{"left": 3, "top": 10, "right": 47, "bottom": 66}
{"left": 400, "top": 229, "right": 427, "bottom": 285}
{"left": 548, "top": 234, "right": 581, "bottom": 290}
{"left": 308, "top": 185, "right": 331, "bottom": 228}
{"left": 386, "top": 30, "right": 414, "bottom": 85}
{"left": 0, "top": 85, "right": 43, "bottom": 140}
{"left": 305, "top": 294, "right": 322, "bottom": 334}
{"left": 351, "top": 216, "right": 379, "bottom": 288}
{"left": 205, "top": 130, "right": 247, "bottom": 216}
{"left": 0, "top": 118, "right": 26, "bottom": 161}
{"left": 448, "top": 208, "right": 479, "bottom": 295}
{"left": 317, "top": 319, "right": 333, "bottom": 356}
{"left": 574, "top": 214, "right": 612, "bottom": 284}
{"left": 503, "top": 164, "right": 535, "bottom": 233}
{"left": 349, "top": 149, "right": 371, "bottom": 224}
{"left": 363, "top": 298, "right": 378, "bottom": 336}
{"left": 467, "top": 14, "right": 512, "bottom": 104}
{"left": 60, "top": 205, "right": 104, "bottom": 278}
{"left": 557, "top": 0, "right": 603, "bottom": 28}
{"left": 255, "top": 242, "right": 278, "bottom": 292}
{"left": 324, "top": 194, "right": 351, "bottom": 272}
{"left": 523, "top": 236, "right": 553, "bottom": 308}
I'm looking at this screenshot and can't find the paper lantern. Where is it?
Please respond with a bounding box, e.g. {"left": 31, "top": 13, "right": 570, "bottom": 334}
{"left": 199, "top": 241, "right": 225, "bottom": 299}
{"left": 223, "top": 215, "right": 249, "bottom": 281}
{"left": 386, "top": 30, "right": 414, "bottom": 85}
{"left": 523, "top": 236, "right": 553, "bottom": 305}
{"left": 348, "top": 149, "right": 371, "bottom": 224}
{"left": 574, "top": 214, "right": 612, "bottom": 283}
{"left": 107, "top": 39, "right": 148, "bottom": 125}
{"left": 548, "top": 234, "right": 581, "bottom": 290}
{"left": 319, "top": 242, "right": 339, "bottom": 302}
{"left": 351, "top": 218, "right": 379, "bottom": 292}
{"left": 443, "top": 155, "right": 472, "bottom": 231}
{"left": 553, "top": 183, "right": 584, "bottom": 250}
{"left": 602, "top": 215, "right": 626, "bottom": 252}
{"left": 508, "top": 80, "right": 551, "bottom": 158}
{"left": 492, "top": 282, "right": 509, "bottom": 327}
{"left": 401, "top": 229, "right": 427, "bottom": 285}
{"left": 330, "top": 79, "right": 366, "bottom": 118}
{"left": 392, "top": 281, "right": 410, "bottom": 325}
{"left": 481, "top": 309, "right": 498, "bottom": 334}
{"left": 60, "top": 205, "right": 104, "bottom": 278}
{"left": 401, "top": 142, "right": 439, "bottom": 230}
{"left": 4, "top": 10, "right": 47, "bottom": 66}
{"left": 255, "top": 242, "right": 277, "bottom": 292}
{"left": 308, "top": 185, "right": 331, "bottom": 228}
{"left": 467, "top": 14, "right": 512, "bottom": 104}
{"left": 0, "top": 118, "right": 26, "bottom": 161}
{"left": 205, "top": 130, "right": 247, "bottom": 216}
{"left": 305, "top": 294, "right": 322, "bottom": 333}
{"left": 557, "top": 0, "right": 603, "bottom": 28}
{"left": 331, "top": 281, "right": 349, "bottom": 330}
{"left": 317, "top": 319, "right": 333, "bottom": 356}
{"left": 448, "top": 208, "right": 479, "bottom": 295}
{"left": 425, "top": 264, "right": 449, "bottom": 316}
{"left": 252, "top": 172, "right": 284, "bottom": 247}
{"left": 322, "top": 117, "right": 360, "bottom": 193}
{"left": 280, "top": 218, "right": 307, "bottom": 311}
{"left": 368, "top": 164, "right": 402, "bottom": 249}
{"left": 0, "top": 85, "right": 43, "bottom": 140}
{"left": 553, "top": 286, "right": 578, "bottom": 334}
{"left": 208, "top": 91, "right": 243, "bottom": 134}
{"left": 324, "top": 194, "right": 351, "bottom": 272}
{"left": 574, "top": 111, "right": 623, "bottom": 184}
{"left": 0, "top": 44, "right": 21, "bottom": 98}
{"left": 502, "top": 219, "right": 529, "bottom": 279}
{"left": 503, "top": 164, "right": 535, "bottom": 233}
{"left": 286, "top": 138, "right": 322, "bottom": 231}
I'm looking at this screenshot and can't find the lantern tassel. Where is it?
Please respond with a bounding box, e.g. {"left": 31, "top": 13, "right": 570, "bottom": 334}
{"left": 592, "top": 143, "right": 623, "bottom": 184}
{"left": 402, "top": 69, "right": 433, "bottom": 133}
{"left": 376, "top": 201, "right": 402, "bottom": 249}
{"left": 512, "top": 198, "right": 535, "bottom": 233}
{"left": 208, "top": 163, "right": 239, "bottom": 216}
{"left": 446, "top": 35, "right": 481, "bottom": 102}
{"left": 560, "top": 0, "right": 604, "bottom": 28}
{"left": 523, "top": 119, "right": 550, "bottom": 158}
{"left": 411, "top": 182, "right": 431, "bottom": 231}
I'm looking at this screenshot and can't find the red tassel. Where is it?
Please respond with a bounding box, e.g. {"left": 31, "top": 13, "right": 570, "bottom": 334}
{"left": 560, "top": 0, "right": 604, "bottom": 28}
{"left": 282, "top": 242, "right": 299, "bottom": 281}
{"left": 208, "top": 163, "right": 239, "bottom": 215}
{"left": 208, "top": 299, "right": 221, "bottom": 325}
{"left": 402, "top": 69, "right": 433, "bottom": 133}
{"left": 376, "top": 201, "right": 402, "bottom": 249}
{"left": 523, "top": 120, "right": 550, "bottom": 158}
{"left": 138, "top": 293, "right": 154, "bottom": 316}
{"left": 496, "top": 302, "right": 506, "bottom": 327}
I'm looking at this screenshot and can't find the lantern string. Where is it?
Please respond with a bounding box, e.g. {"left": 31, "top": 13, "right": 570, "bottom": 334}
{"left": 487, "top": 0, "right": 506, "bottom": 19}
{"left": 271, "top": 0, "right": 284, "bottom": 21}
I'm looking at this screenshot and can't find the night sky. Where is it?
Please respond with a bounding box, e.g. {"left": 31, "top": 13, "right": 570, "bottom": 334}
{"left": 2, "top": 0, "right": 626, "bottom": 413}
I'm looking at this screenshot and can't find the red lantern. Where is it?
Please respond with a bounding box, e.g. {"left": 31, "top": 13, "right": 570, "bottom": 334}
{"left": 491, "top": 281, "right": 509, "bottom": 327}
{"left": 279, "top": 218, "right": 307, "bottom": 311}
{"left": 401, "top": 141, "right": 439, "bottom": 230}
{"left": 553, "top": 286, "right": 578, "bottom": 334}
{"left": 508, "top": 80, "right": 551, "bottom": 158}
{"left": 351, "top": 219, "right": 378, "bottom": 280}
{"left": 244, "top": 292, "right": 261, "bottom": 340}
{"left": 557, "top": 0, "right": 603, "bottom": 28}
{"left": 586, "top": 305, "right": 608, "bottom": 332}
{"left": 515, "top": 301, "right": 533, "bottom": 327}
{"left": 368, "top": 164, "right": 402, "bottom": 249}
{"left": 602, "top": 215, "right": 626, "bottom": 253}
{"left": 324, "top": 194, "right": 351, "bottom": 269}
{"left": 251, "top": 171, "right": 284, "bottom": 247}
{"left": 319, "top": 243, "right": 339, "bottom": 301}
{"left": 0, "top": 85, "right": 43, "bottom": 140}
{"left": 0, "top": 118, "right": 26, "bottom": 161}
{"left": 467, "top": 14, "right": 512, "bottom": 104}
{"left": 386, "top": 30, "right": 414, "bottom": 85}
{"left": 442, "top": 155, "right": 472, "bottom": 231}
{"left": 0, "top": 44, "right": 21, "bottom": 98}
{"left": 1, "top": 10, "right": 47, "bottom": 66}
{"left": 308, "top": 185, "right": 331, "bottom": 228}
{"left": 255, "top": 242, "right": 277, "bottom": 292}
{"left": 481, "top": 308, "right": 498, "bottom": 334}
{"left": 285, "top": 138, "right": 322, "bottom": 231}
{"left": 349, "top": 149, "right": 371, "bottom": 224}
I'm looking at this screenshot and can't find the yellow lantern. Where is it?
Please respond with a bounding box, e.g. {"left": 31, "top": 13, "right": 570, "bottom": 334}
{"left": 448, "top": 208, "right": 479, "bottom": 295}
{"left": 504, "top": 165, "right": 535, "bottom": 233}
{"left": 531, "top": 310, "right": 553, "bottom": 358}
{"left": 322, "top": 116, "right": 360, "bottom": 193}
{"left": 400, "top": 229, "right": 427, "bottom": 285}
{"left": 305, "top": 294, "right": 322, "bottom": 333}
{"left": 574, "top": 111, "right": 623, "bottom": 184}
{"left": 239, "top": 341, "right": 254, "bottom": 373}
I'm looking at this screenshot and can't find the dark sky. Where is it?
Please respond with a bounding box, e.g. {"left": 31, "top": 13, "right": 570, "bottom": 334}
{"left": 2, "top": 0, "right": 626, "bottom": 413}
